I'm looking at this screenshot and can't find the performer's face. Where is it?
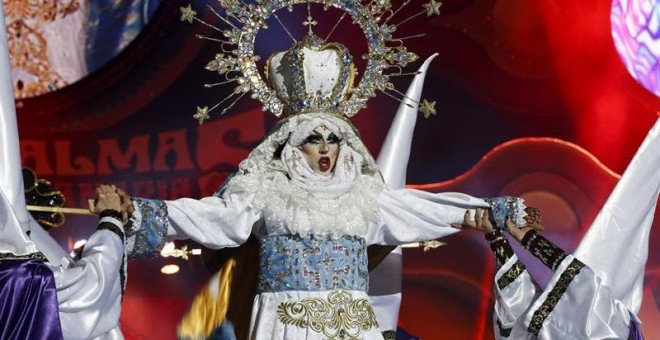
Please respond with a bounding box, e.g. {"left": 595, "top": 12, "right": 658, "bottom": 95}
{"left": 300, "top": 125, "right": 340, "bottom": 175}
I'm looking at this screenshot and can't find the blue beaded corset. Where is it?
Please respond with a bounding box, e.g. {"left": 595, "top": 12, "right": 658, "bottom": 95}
{"left": 258, "top": 234, "right": 368, "bottom": 293}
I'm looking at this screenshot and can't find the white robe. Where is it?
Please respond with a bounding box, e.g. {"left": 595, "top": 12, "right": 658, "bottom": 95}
{"left": 493, "top": 254, "right": 634, "bottom": 340}
{"left": 0, "top": 191, "right": 126, "bottom": 339}
{"left": 52, "top": 216, "right": 126, "bottom": 340}
{"left": 129, "top": 186, "right": 497, "bottom": 339}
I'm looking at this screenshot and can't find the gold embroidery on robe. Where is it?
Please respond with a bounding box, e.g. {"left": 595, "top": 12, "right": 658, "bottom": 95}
{"left": 527, "top": 259, "right": 585, "bottom": 335}
{"left": 497, "top": 260, "right": 525, "bottom": 290}
{"left": 277, "top": 290, "right": 378, "bottom": 339}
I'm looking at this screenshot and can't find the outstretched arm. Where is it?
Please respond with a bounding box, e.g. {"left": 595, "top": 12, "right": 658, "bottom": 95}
{"left": 463, "top": 209, "right": 540, "bottom": 339}
{"left": 366, "top": 188, "right": 527, "bottom": 245}
{"left": 116, "top": 189, "right": 262, "bottom": 259}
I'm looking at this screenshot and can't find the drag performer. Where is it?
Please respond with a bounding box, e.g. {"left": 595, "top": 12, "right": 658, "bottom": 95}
{"left": 114, "top": 2, "right": 532, "bottom": 338}
{"left": 122, "top": 111, "right": 529, "bottom": 339}
{"left": 462, "top": 118, "right": 660, "bottom": 339}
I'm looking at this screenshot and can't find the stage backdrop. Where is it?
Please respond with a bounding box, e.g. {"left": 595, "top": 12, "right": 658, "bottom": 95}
{"left": 7, "top": 0, "right": 660, "bottom": 338}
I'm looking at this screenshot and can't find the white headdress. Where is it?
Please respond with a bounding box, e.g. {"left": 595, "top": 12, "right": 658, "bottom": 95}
{"left": 222, "top": 113, "right": 385, "bottom": 237}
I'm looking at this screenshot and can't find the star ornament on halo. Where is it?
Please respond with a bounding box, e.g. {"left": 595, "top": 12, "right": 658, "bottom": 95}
{"left": 182, "top": 0, "right": 444, "bottom": 122}
{"left": 420, "top": 99, "right": 437, "bottom": 118}
{"left": 194, "top": 106, "right": 210, "bottom": 124}
{"left": 423, "top": 0, "right": 442, "bottom": 17}
{"left": 180, "top": 5, "right": 197, "bottom": 23}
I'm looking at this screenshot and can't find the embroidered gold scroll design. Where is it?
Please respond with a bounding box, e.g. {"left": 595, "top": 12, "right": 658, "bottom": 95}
{"left": 497, "top": 260, "right": 525, "bottom": 290}
{"left": 527, "top": 259, "right": 585, "bottom": 335}
{"left": 276, "top": 289, "right": 378, "bottom": 339}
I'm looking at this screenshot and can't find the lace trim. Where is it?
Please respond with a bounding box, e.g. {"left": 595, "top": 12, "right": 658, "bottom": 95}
{"left": 276, "top": 289, "right": 378, "bottom": 338}
{"left": 484, "top": 196, "right": 527, "bottom": 228}
{"left": 226, "top": 172, "right": 382, "bottom": 238}
{"left": 527, "top": 258, "right": 585, "bottom": 335}
{"left": 497, "top": 261, "right": 526, "bottom": 291}
{"left": 231, "top": 113, "right": 382, "bottom": 179}
{"left": 222, "top": 112, "right": 384, "bottom": 238}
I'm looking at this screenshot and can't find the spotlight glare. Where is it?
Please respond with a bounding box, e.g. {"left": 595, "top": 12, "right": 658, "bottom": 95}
{"left": 73, "top": 239, "right": 87, "bottom": 249}
{"left": 161, "top": 264, "right": 180, "bottom": 275}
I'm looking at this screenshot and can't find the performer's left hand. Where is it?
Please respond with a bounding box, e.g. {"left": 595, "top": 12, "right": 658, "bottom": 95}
{"left": 88, "top": 185, "right": 121, "bottom": 214}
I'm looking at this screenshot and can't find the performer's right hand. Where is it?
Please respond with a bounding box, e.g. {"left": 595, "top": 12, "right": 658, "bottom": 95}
{"left": 452, "top": 208, "right": 496, "bottom": 233}
{"left": 116, "top": 188, "right": 134, "bottom": 223}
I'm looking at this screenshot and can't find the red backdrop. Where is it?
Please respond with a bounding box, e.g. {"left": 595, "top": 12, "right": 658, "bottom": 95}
{"left": 14, "top": 0, "right": 660, "bottom": 338}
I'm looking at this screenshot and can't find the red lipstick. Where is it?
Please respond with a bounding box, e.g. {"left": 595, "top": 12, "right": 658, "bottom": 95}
{"left": 318, "top": 157, "right": 331, "bottom": 172}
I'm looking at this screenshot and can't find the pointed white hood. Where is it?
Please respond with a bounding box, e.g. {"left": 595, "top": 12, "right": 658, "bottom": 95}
{"left": 0, "top": 4, "right": 40, "bottom": 258}
{"left": 574, "top": 117, "right": 660, "bottom": 313}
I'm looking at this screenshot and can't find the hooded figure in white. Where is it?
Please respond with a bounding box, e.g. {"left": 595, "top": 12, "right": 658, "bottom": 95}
{"left": 463, "top": 118, "right": 660, "bottom": 339}
{"left": 0, "top": 5, "right": 127, "bottom": 339}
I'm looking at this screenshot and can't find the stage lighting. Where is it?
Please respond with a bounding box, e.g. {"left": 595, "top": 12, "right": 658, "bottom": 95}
{"left": 160, "top": 264, "right": 180, "bottom": 275}
{"left": 611, "top": 0, "right": 660, "bottom": 97}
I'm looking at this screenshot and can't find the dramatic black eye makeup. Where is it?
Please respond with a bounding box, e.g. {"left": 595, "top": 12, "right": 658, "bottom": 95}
{"left": 302, "top": 131, "right": 341, "bottom": 145}
{"left": 327, "top": 133, "right": 340, "bottom": 144}
{"left": 303, "top": 133, "right": 323, "bottom": 144}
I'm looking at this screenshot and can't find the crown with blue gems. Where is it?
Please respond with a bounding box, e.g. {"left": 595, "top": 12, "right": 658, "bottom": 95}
{"left": 181, "top": 0, "right": 442, "bottom": 123}
{"left": 266, "top": 34, "right": 355, "bottom": 117}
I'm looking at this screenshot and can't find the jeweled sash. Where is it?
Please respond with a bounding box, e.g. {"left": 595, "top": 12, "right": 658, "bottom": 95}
{"left": 258, "top": 234, "right": 368, "bottom": 293}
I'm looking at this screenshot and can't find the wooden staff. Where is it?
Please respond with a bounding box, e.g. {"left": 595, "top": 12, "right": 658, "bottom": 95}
{"left": 26, "top": 205, "right": 94, "bottom": 216}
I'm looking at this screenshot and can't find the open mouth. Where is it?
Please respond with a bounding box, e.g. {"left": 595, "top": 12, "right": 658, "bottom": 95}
{"left": 318, "top": 157, "right": 331, "bottom": 172}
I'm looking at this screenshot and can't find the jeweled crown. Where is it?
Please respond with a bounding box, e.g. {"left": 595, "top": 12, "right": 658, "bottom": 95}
{"left": 182, "top": 0, "right": 443, "bottom": 124}
{"left": 266, "top": 35, "right": 354, "bottom": 117}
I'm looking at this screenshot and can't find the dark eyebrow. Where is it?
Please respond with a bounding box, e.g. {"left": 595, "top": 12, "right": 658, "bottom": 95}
{"left": 304, "top": 134, "right": 322, "bottom": 143}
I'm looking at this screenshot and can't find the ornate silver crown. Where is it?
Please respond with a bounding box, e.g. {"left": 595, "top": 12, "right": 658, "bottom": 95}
{"left": 182, "top": 0, "right": 442, "bottom": 124}
{"left": 266, "top": 34, "right": 354, "bottom": 117}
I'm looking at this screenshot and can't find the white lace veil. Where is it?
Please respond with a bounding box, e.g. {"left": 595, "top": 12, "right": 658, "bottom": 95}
{"left": 226, "top": 112, "right": 382, "bottom": 181}
{"left": 221, "top": 112, "right": 384, "bottom": 237}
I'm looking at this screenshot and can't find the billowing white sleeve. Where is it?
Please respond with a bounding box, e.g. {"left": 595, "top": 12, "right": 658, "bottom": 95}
{"left": 492, "top": 255, "right": 539, "bottom": 340}
{"left": 52, "top": 216, "right": 126, "bottom": 340}
{"left": 506, "top": 255, "right": 633, "bottom": 339}
{"left": 366, "top": 188, "right": 490, "bottom": 245}
{"left": 164, "top": 194, "right": 262, "bottom": 248}
{"left": 127, "top": 194, "right": 262, "bottom": 258}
